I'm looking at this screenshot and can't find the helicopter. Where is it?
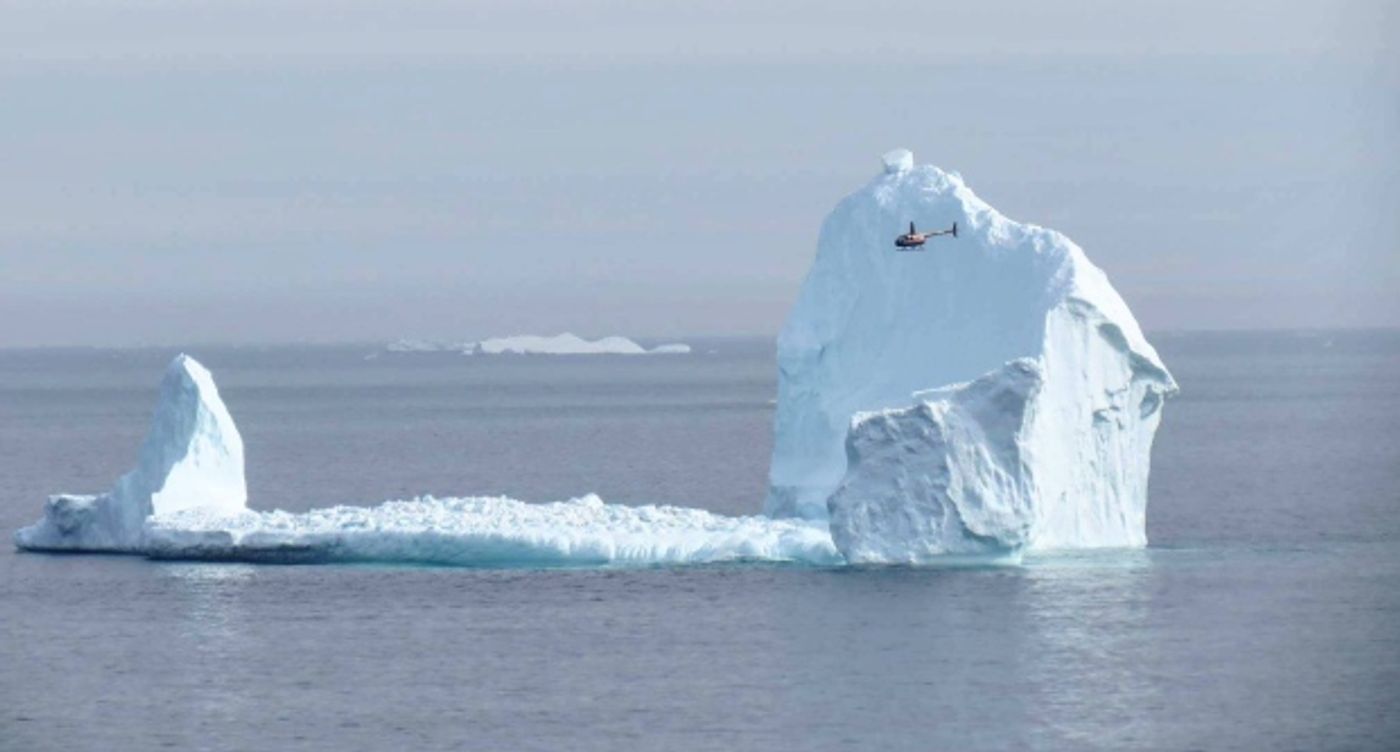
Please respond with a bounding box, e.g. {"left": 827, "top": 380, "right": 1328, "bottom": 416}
{"left": 894, "top": 221, "right": 958, "bottom": 250}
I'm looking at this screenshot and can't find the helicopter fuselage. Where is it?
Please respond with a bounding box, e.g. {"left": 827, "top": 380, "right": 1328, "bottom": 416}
{"left": 894, "top": 221, "right": 957, "bottom": 250}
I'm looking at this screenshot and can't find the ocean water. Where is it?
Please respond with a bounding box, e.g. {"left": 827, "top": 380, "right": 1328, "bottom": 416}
{"left": 2, "top": 332, "right": 1398, "bottom": 751}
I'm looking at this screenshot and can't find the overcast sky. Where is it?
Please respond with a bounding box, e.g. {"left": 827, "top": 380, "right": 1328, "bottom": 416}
{"left": 1, "top": 0, "right": 1396, "bottom": 346}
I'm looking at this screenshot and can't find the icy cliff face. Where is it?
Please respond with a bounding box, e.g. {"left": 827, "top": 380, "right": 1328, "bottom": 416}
{"left": 14, "top": 355, "right": 246, "bottom": 552}
{"left": 766, "top": 150, "right": 1177, "bottom": 561}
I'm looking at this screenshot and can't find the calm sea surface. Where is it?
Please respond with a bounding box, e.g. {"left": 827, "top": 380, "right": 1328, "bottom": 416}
{"left": 2, "top": 332, "right": 1397, "bottom": 751}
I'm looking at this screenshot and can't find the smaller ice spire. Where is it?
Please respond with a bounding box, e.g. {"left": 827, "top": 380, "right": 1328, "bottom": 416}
{"left": 14, "top": 354, "right": 246, "bottom": 552}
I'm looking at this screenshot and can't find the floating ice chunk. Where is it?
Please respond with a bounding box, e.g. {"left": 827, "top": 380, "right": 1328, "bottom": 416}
{"left": 767, "top": 151, "right": 1177, "bottom": 561}
{"left": 648, "top": 343, "right": 692, "bottom": 354}
{"left": 146, "top": 495, "right": 840, "bottom": 567}
{"left": 14, "top": 355, "right": 246, "bottom": 552}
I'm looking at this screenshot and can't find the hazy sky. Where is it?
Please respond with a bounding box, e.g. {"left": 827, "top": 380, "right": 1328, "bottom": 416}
{"left": 1, "top": 0, "right": 1396, "bottom": 346}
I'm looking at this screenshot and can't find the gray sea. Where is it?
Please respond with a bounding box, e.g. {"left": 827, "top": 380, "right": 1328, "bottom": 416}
{"left": 2, "top": 332, "right": 1397, "bottom": 751}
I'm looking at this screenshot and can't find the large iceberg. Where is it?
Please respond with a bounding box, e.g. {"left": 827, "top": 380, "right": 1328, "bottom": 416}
{"left": 766, "top": 149, "right": 1177, "bottom": 563}
{"left": 15, "top": 151, "right": 1175, "bottom": 570}
{"left": 13, "top": 355, "right": 246, "bottom": 552}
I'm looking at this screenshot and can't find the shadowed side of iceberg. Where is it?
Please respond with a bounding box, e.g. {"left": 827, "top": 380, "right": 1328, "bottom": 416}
{"left": 14, "top": 354, "right": 246, "bottom": 553}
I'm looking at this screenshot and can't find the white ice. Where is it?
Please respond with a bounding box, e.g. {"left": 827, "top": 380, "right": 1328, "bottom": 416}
{"left": 383, "top": 333, "right": 691, "bottom": 356}
{"left": 384, "top": 338, "right": 447, "bottom": 353}
{"left": 13, "top": 355, "right": 246, "bottom": 552}
{"left": 473, "top": 333, "right": 648, "bottom": 355}
{"left": 14, "top": 354, "right": 832, "bottom": 567}
{"left": 767, "top": 150, "right": 1177, "bottom": 562}
{"left": 16, "top": 150, "right": 1174, "bottom": 569}
{"left": 146, "top": 496, "right": 838, "bottom": 566}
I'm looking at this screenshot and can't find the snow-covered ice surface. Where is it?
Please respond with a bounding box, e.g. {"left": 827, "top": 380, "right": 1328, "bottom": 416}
{"left": 13, "top": 355, "right": 246, "bottom": 553}
{"left": 146, "top": 496, "right": 838, "bottom": 566}
{"left": 767, "top": 150, "right": 1177, "bottom": 563}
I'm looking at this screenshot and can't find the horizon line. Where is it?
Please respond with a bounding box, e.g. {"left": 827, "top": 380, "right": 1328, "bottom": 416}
{"left": 2, "top": 324, "right": 1398, "bottom": 352}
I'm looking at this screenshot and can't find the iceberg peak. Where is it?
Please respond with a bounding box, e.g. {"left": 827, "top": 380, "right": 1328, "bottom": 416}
{"left": 131, "top": 354, "right": 246, "bottom": 518}
{"left": 14, "top": 353, "right": 246, "bottom": 552}
{"left": 881, "top": 148, "right": 914, "bottom": 174}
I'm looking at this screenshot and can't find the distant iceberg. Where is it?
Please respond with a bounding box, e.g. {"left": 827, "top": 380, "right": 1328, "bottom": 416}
{"left": 385, "top": 338, "right": 452, "bottom": 353}
{"left": 473, "top": 333, "right": 646, "bottom": 355}
{"left": 381, "top": 333, "right": 691, "bottom": 356}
